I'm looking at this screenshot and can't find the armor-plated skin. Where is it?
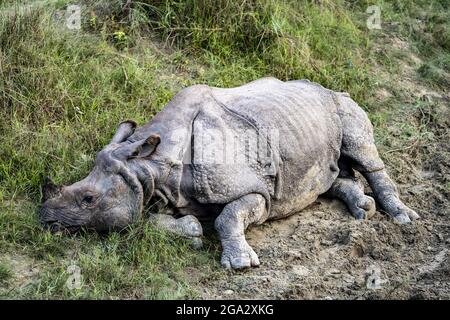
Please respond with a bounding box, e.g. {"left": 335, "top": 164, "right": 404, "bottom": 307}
{"left": 40, "top": 78, "right": 419, "bottom": 269}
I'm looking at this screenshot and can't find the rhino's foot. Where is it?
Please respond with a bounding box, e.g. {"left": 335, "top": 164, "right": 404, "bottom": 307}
{"left": 326, "top": 176, "right": 376, "bottom": 220}
{"left": 406, "top": 207, "right": 420, "bottom": 220}
{"left": 220, "top": 236, "right": 260, "bottom": 270}
{"left": 149, "top": 214, "right": 203, "bottom": 247}
{"left": 350, "top": 195, "right": 376, "bottom": 220}
{"left": 362, "top": 170, "right": 421, "bottom": 224}
{"left": 380, "top": 195, "right": 420, "bottom": 224}
{"left": 176, "top": 215, "right": 203, "bottom": 237}
{"left": 177, "top": 215, "right": 204, "bottom": 249}
{"left": 351, "top": 193, "right": 419, "bottom": 224}
{"left": 214, "top": 194, "right": 266, "bottom": 270}
{"left": 189, "top": 237, "right": 203, "bottom": 250}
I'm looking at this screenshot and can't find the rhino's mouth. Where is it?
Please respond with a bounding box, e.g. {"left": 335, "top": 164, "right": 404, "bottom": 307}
{"left": 45, "top": 221, "right": 81, "bottom": 234}
{"left": 43, "top": 220, "right": 81, "bottom": 234}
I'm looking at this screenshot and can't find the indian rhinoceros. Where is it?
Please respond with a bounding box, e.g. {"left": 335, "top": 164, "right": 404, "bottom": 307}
{"left": 40, "top": 77, "right": 419, "bottom": 269}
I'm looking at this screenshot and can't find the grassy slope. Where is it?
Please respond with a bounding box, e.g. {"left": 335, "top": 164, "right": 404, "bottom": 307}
{"left": 0, "top": 0, "right": 448, "bottom": 298}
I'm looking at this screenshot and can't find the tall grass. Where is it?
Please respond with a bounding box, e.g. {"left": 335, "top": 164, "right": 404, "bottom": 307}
{"left": 138, "top": 0, "right": 371, "bottom": 100}
{"left": 0, "top": 5, "right": 167, "bottom": 198}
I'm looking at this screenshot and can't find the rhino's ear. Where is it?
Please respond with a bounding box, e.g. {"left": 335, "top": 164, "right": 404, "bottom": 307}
{"left": 110, "top": 120, "right": 137, "bottom": 144}
{"left": 42, "top": 177, "right": 62, "bottom": 202}
{"left": 113, "top": 135, "right": 160, "bottom": 160}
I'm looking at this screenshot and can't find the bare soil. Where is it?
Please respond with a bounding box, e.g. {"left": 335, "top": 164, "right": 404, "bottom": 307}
{"left": 194, "top": 196, "right": 449, "bottom": 299}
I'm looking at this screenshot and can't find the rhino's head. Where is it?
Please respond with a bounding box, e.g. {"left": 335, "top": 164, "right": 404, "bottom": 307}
{"left": 39, "top": 121, "right": 160, "bottom": 233}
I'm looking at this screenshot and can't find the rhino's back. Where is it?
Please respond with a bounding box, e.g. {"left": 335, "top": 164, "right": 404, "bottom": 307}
{"left": 211, "top": 78, "right": 340, "bottom": 159}
{"left": 210, "top": 78, "right": 343, "bottom": 218}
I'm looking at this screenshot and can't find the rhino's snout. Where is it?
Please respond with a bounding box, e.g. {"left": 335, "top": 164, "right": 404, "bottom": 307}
{"left": 39, "top": 205, "right": 82, "bottom": 234}
{"left": 39, "top": 205, "right": 54, "bottom": 226}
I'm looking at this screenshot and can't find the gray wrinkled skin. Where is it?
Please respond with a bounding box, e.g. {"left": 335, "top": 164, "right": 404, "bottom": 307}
{"left": 40, "top": 77, "right": 420, "bottom": 269}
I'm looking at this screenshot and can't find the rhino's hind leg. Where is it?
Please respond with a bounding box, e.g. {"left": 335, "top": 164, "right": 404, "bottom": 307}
{"left": 214, "top": 194, "right": 266, "bottom": 269}
{"left": 326, "top": 176, "right": 375, "bottom": 220}
{"left": 363, "top": 170, "right": 420, "bottom": 223}
{"left": 149, "top": 214, "right": 203, "bottom": 248}
{"left": 336, "top": 93, "right": 420, "bottom": 223}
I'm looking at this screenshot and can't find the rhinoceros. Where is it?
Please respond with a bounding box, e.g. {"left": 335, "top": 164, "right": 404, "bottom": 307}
{"left": 40, "top": 77, "right": 419, "bottom": 269}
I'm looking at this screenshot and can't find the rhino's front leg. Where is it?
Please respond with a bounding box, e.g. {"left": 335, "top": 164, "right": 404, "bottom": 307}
{"left": 214, "top": 194, "right": 266, "bottom": 270}
{"left": 149, "top": 214, "right": 203, "bottom": 248}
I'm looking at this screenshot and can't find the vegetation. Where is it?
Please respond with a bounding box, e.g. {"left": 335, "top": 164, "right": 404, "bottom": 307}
{"left": 0, "top": 0, "right": 448, "bottom": 299}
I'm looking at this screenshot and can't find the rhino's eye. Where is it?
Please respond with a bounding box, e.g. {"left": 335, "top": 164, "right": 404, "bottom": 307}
{"left": 83, "top": 195, "right": 94, "bottom": 204}
{"left": 79, "top": 193, "right": 98, "bottom": 208}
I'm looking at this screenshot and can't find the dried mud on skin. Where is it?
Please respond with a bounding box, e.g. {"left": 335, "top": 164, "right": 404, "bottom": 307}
{"left": 194, "top": 197, "right": 449, "bottom": 300}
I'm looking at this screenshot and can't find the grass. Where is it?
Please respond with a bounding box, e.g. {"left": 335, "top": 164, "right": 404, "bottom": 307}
{"left": 374, "top": 0, "right": 450, "bottom": 88}
{"left": 0, "top": 262, "right": 13, "bottom": 285}
{"left": 0, "top": 0, "right": 448, "bottom": 299}
{"left": 141, "top": 0, "right": 372, "bottom": 100}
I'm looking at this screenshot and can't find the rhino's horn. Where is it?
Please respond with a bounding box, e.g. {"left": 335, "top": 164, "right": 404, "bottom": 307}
{"left": 111, "top": 120, "right": 137, "bottom": 144}
{"left": 42, "top": 177, "right": 62, "bottom": 202}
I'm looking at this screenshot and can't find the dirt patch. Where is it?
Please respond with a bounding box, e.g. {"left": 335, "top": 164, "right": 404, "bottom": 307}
{"left": 193, "top": 197, "right": 449, "bottom": 299}
{"left": 0, "top": 253, "right": 40, "bottom": 296}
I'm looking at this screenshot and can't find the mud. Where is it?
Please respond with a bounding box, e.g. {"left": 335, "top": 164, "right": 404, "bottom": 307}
{"left": 194, "top": 196, "right": 449, "bottom": 299}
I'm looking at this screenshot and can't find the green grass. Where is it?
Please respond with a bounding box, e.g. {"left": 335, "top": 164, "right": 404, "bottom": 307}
{"left": 0, "top": 262, "right": 13, "bottom": 285}
{"left": 140, "top": 0, "right": 372, "bottom": 100}
{"left": 374, "top": 0, "right": 450, "bottom": 88}
{"left": 0, "top": 0, "right": 448, "bottom": 299}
